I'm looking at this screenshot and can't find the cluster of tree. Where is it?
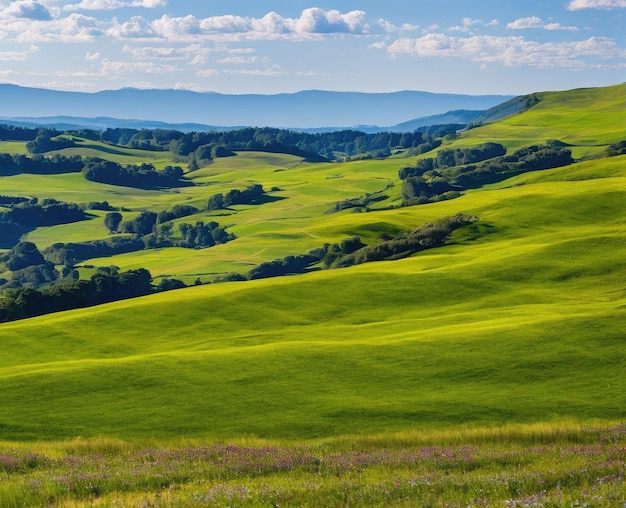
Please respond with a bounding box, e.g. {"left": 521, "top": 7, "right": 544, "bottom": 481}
{"left": 156, "top": 204, "right": 200, "bottom": 225}
{"left": 0, "top": 267, "right": 153, "bottom": 322}
{"left": 43, "top": 237, "right": 145, "bottom": 266}
{"left": 400, "top": 178, "right": 461, "bottom": 203}
{"left": 0, "top": 124, "right": 40, "bottom": 141}
{"left": 188, "top": 145, "right": 236, "bottom": 169}
{"left": 0, "top": 198, "right": 85, "bottom": 228}
{"left": 435, "top": 142, "right": 506, "bottom": 168}
{"left": 82, "top": 160, "right": 189, "bottom": 189}
{"left": 0, "top": 195, "right": 29, "bottom": 205}
{"left": 606, "top": 141, "right": 626, "bottom": 157}
{"left": 0, "top": 241, "right": 64, "bottom": 290}
{"left": 44, "top": 216, "right": 234, "bottom": 266}
{"left": 206, "top": 184, "right": 266, "bottom": 210}
{"left": 244, "top": 214, "right": 476, "bottom": 280}
{"left": 330, "top": 188, "right": 391, "bottom": 213}
{"left": 142, "top": 220, "right": 234, "bottom": 249}
{"left": 176, "top": 221, "right": 234, "bottom": 248}
{"left": 247, "top": 248, "right": 327, "bottom": 280}
{"left": 0, "top": 198, "right": 85, "bottom": 248}
{"left": 399, "top": 143, "right": 574, "bottom": 204}
{"left": 97, "top": 126, "right": 430, "bottom": 161}
{"left": 0, "top": 153, "right": 84, "bottom": 176}
{"left": 119, "top": 211, "right": 158, "bottom": 236}
{"left": 326, "top": 214, "right": 477, "bottom": 268}
{"left": 26, "top": 129, "right": 76, "bottom": 154}
{"left": 399, "top": 143, "right": 506, "bottom": 180}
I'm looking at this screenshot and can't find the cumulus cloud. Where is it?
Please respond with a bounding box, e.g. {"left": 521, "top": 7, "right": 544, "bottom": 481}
{"left": 106, "top": 15, "right": 155, "bottom": 38}
{"left": 295, "top": 8, "right": 366, "bottom": 33}
{"left": 384, "top": 33, "right": 625, "bottom": 68}
{"left": 568, "top": 0, "right": 626, "bottom": 9}
{"left": 105, "top": 8, "right": 367, "bottom": 42}
{"left": 0, "top": 7, "right": 367, "bottom": 47}
{"left": 507, "top": 16, "right": 578, "bottom": 31}
{"left": 506, "top": 16, "right": 543, "bottom": 30}
{"left": 4, "top": 1, "right": 52, "bottom": 20}
{"left": 378, "top": 18, "right": 419, "bottom": 33}
{"left": 3, "top": 13, "right": 104, "bottom": 43}
{"left": 448, "top": 17, "right": 498, "bottom": 33}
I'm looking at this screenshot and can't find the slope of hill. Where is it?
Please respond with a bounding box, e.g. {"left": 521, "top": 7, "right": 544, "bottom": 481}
{"left": 0, "top": 84, "right": 511, "bottom": 128}
{"left": 455, "top": 82, "right": 626, "bottom": 157}
{"left": 0, "top": 83, "right": 624, "bottom": 443}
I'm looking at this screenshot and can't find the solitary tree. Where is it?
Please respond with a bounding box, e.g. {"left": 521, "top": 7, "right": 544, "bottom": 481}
{"left": 104, "top": 212, "right": 123, "bottom": 233}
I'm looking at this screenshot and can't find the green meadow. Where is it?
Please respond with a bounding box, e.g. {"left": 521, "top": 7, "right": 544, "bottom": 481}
{"left": 0, "top": 84, "right": 625, "bottom": 505}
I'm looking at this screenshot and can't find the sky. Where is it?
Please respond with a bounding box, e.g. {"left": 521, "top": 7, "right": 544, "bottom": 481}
{"left": 0, "top": 0, "right": 624, "bottom": 95}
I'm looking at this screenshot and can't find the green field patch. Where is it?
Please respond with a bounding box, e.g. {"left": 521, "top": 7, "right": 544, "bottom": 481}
{"left": 0, "top": 140, "right": 28, "bottom": 154}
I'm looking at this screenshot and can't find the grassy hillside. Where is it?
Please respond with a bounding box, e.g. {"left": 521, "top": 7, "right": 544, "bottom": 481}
{"left": 1, "top": 160, "right": 626, "bottom": 440}
{"left": 0, "top": 83, "right": 625, "bottom": 444}
{"left": 448, "top": 82, "right": 626, "bottom": 158}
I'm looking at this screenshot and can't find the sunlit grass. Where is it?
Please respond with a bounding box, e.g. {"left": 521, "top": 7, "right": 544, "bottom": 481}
{"left": 0, "top": 83, "right": 625, "bottom": 484}
{"left": 0, "top": 423, "right": 624, "bottom": 507}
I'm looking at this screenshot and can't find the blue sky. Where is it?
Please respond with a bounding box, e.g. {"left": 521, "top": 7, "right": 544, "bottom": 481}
{"left": 0, "top": 0, "right": 624, "bottom": 95}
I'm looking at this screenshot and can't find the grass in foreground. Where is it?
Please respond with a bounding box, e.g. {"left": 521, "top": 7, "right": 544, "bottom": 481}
{"left": 0, "top": 423, "right": 624, "bottom": 507}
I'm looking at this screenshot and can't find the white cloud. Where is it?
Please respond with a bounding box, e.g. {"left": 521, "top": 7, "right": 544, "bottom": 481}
{"left": 384, "top": 33, "right": 626, "bottom": 68}
{"left": 507, "top": 17, "right": 578, "bottom": 31}
{"left": 568, "top": 0, "right": 626, "bottom": 9}
{"left": 295, "top": 8, "right": 366, "bottom": 34}
{"left": 378, "top": 18, "right": 419, "bottom": 33}
{"left": 65, "top": 0, "right": 166, "bottom": 11}
{"left": 106, "top": 15, "right": 155, "bottom": 38}
{"left": 85, "top": 51, "right": 100, "bottom": 60}
{"left": 105, "top": 9, "right": 367, "bottom": 42}
{"left": 507, "top": 16, "right": 543, "bottom": 30}
{"left": 2, "top": 1, "right": 52, "bottom": 20}
{"left": 217, "top": 56, "right": 261, "bottom": 64}
{"left": 5, "top": 13, "right": 104, "bottom": 43}
{"left": 0, "top": 50, "right": 30, "bottom": 61}
{"left": 134, "top": 0, "right": 165, "bottom": 7}
{"left": 449, "top": 18, "right": 483, "bottom": 33}
{"left": 100, "top": 58, "right": 180, "bottom": 73}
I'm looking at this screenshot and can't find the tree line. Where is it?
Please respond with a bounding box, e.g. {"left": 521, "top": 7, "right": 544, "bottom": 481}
{"left": 82, "top": 160, "right": 189, "bottom": 189}
{"left": 399, "top": 142, "right": 574, "bottom": 205}
{"left": 0, "top": 267, "right": 153, "bottom": 323}
{"left": 246, "top": 214, "right": 476, "bottom": 280}
{"left": 91, "top": 125, "right": 456, "bottom": 161}
{"left": 0, "top": 153, "right": 84, "bottom": 176}
{"left": 0, "top": 198, "right": 86, "bottom": 249}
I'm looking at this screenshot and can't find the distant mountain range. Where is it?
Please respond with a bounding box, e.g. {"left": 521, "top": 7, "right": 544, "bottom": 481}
{"left": 0, "top": 84, "right": 512, "bottom": 130}
{"left": 0, "top": 110, "right": 486, "bottom": 134}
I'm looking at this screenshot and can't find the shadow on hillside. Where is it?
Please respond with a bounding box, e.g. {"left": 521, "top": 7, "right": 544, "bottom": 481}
{"left": 79, "top": 144, "right": 140, "bottom": 156}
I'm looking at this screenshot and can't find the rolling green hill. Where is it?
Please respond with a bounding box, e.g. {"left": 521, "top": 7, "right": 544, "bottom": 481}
{"left": 0, "top": 83, "right": 625, "bottom": 444}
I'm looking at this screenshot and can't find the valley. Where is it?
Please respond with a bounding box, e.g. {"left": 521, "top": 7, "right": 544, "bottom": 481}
{"left": 0, "top": 83, "right": 624, "bottom": 506}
